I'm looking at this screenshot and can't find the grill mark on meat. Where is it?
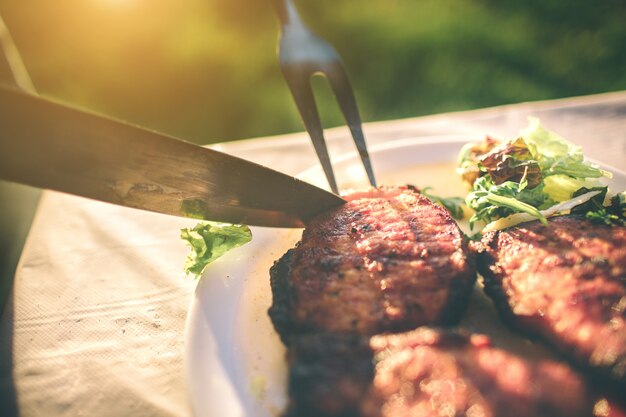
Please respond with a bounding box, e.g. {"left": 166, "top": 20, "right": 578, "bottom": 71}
{"left": 475, "top": 215, "right": 626, "bottom": 387}
{"left": 268, "top": 186, "right": 476, "bottom": 343}
{"left": 285, "top": 328, "right": 600, "bottom": 417}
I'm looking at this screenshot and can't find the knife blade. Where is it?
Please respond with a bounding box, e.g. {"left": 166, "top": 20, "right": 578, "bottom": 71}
{"left": 0, "top": 85, "right": 345, "bottom": 228}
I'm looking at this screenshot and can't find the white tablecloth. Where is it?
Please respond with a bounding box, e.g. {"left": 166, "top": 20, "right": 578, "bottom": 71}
{"left": 1, "top": 92, "right": 625, "bottom": 417}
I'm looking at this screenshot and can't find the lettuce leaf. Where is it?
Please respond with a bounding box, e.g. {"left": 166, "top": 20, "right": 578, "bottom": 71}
{"left": 521, "top": 117, "right": 611, "bottom": 179}
{"left": 421, "top": 187, "right": 466, "bottom": 220}
{"left": 478, "top": 137, "right": 542, "bottom": 188}
{"left": 457, "top": 136, "right": 501, "bottom": 187}
{"left": 181, "top": 222, "right": 252, "bottom": 278}
{"left": 542, "top": 174, "right": 593, "bottom": 202}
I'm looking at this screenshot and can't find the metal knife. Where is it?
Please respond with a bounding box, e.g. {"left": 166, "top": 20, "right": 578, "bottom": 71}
{"left": 0, "top": 84, "right": 345, "bottom": 228}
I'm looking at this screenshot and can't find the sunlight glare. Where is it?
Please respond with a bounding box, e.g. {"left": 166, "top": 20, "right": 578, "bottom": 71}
{"left": 96, "top": 0, "right": 139, "bottom": 9}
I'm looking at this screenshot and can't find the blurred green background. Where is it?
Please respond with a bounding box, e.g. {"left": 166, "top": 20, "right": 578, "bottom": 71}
{"left": 0, "top": 0, "right": 625, "bottom": 144}
{"left": 0, "top": 0, "right": 625, "bottom": 307}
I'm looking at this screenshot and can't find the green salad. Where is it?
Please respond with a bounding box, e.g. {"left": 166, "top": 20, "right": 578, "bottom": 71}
{"left": 458, "top": 118, "right": 625, "bottom": 232}
{"left": 180, "top": 222, "right": 252, "bottom": 278}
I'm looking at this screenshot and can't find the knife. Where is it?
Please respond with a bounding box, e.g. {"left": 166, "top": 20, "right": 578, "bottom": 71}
{"left": 0, "top": 84, "right": 345, "bottom": 228}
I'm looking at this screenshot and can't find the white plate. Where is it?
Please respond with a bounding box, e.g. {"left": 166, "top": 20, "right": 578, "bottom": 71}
{"left": 184, "top": 136, "right": 626, "bottom": 417}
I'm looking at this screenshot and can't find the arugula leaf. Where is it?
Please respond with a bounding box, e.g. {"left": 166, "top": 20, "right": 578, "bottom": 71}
{"left": 576, "top": 189, "right": 626, "bottom": 226}
{"left": 465, "top": 176, "right": 553, "bottom": 229}
{"left": 585, "top": 210, "right": 622, "bottom": 226}
{"left": 421, "top": 187, "right": 465, "bottom": 220}
{"left": 571, "top": 186, "right": 608, "bottom": 214}
{"left": 181, "top": 222, "right": 252, "bottom": 278}
{"left": 481, "top": 189, "right": 603, "bottom": 233}
{"left": 609, "top": 191, "right": 626, "bottom": 218}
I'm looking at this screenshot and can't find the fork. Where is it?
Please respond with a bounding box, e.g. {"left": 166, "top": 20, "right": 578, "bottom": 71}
{"left": 272, "top": 0, "right": 377, "bottom": 194}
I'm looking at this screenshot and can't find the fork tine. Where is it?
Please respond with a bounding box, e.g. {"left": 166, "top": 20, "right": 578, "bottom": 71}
{"left": 325, "top": 62, "right": 377, "bottom": 188}
{"left": 282, "top": 64, "right": 339, "bottom": 194}
{"left": 274, "top": 0, "right": 376, "bottom": 193}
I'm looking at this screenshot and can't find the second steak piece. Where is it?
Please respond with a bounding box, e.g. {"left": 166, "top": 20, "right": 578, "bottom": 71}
{"left": 269, "top": 186, "right": 476, "bottom": 342}
{"left": 285, "top": 328, "right": 598, "bottom": 417}
{"left": 476, "top": 215, "right": 626, "bottom": 386}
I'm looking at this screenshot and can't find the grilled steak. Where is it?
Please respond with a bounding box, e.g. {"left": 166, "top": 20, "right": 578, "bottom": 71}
{"left": 285, "top": 328, "right": 597, "bottom": 417}
{"left": 285, "top": 333, "right": 374, "bottom": 417}
{"left": 269, "top": 186, "right": 476, "bottom": 342}
{"left": 475, "top": 215, "right": 626, "bottom": 386}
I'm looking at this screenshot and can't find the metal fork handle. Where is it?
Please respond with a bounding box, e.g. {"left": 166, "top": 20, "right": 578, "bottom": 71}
{"left": 271, "top": 0, "right": 289, "bottom": 24}
{"left": 271, "top": 0, "right": 315, "bottom": 31}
